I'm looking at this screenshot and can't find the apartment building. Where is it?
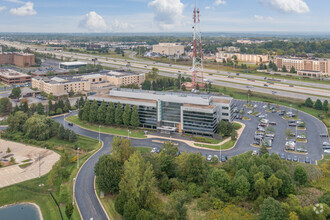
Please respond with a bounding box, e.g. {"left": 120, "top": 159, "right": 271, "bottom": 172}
{"left": 152, "top": 43, "right": 185, "bottom": 56}
{"left": 274, "top": 57, "right": 330, "bottom": 77}
{"left": 0, "top": 52, "right": 35, "bottom": 68}
{"left": 216, "top": 51, "right": 269, "bottom": 63}
{"left": 0, "top": 69, "right": 31, "bottom": 85}
{"left": 32, "top": 70, "right": 145, "bottom": 96}
{"left": 88, "top": 89, "right": 234, "bottom": 136}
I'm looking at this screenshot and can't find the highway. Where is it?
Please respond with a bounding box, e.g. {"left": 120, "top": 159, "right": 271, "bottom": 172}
{"left": 1, "top": 40, "right": 329, "bottom": 102}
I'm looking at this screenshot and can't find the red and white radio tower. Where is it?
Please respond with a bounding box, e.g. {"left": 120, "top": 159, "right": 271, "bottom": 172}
{"left": 192, "top": 0, "right": 204, "bottom": 88}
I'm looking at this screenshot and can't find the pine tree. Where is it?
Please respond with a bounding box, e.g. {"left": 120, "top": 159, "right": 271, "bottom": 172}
{"left": 304, "top": 98, "right": 313, "bottom": 108}
{"left": 323, "top": 100, "right": 329, "bottom": 112}
{"left": 115, "top": 103, "right": 123, "bottom": 125}
{"left": 290, "top": 66, "right": 296, "bottom": 73}
{"left": 105, "top": 102, "right": 115, "bottom": 125}
{"left": 64, "top": 99, "right": 71, "bottom": 112}
{"left": 89, "top": 100, "right": 99, "bottom": 123}
{"left": 48, "top": 100, "right": 54, "bottom": 112}
{"left": 82, "top": 101, "right": 90, "bottom": 121}
{"left": 69, "top": 130, "right": 77, "bottom": 143}
{"left": 314, "top": 99, "right": 323, "bottom": 110}
{"left": 130, "top": 106, "right": 139, "bottom": 129}
{"left": 123, "top": 104, "right": 131, "bottom": 127}
{"left": 97, "top": 101, "right": 107, "bottom": 124}
{"left": 37, "top": 103, "right": 44, "bottom": 115}
{"left": 282, "top": 65, "right": 288, "bottom": 72}
{"left": 58, "top": 125, "right": 65, "bottom": 140}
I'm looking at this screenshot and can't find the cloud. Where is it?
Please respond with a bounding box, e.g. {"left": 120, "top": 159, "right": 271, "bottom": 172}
{"left": 0, "top": 6, "right": 7, "bottom": 12}
{"left": 214, "top": 0, "right": 226, "bottom": 5}
{"left": 205, "top": 6, "right": 212, "bottom": 10}
{"left": 4, "top": 0, "right": 24, "bottom": 4}
{"left": 254, "top": 14, "right": 275, "bottom": 21}
{"left": 259, "top": 0, "right": 310, "bottom": 14}
{"left": 79, "top": 11, "right": 107, "bottom": 32}
{"left": 9, "top": 2, "right": 36, "bottom": 16}
{"left": 148, "top": 0, "right": 184, "bottom": 30}
{"left": 109, "top": 19, "right": 135, "bottom": 32}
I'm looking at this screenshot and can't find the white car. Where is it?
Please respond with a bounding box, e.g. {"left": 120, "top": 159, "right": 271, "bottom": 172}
{"left": 324, "top": 150, "right": 330, "bottom": 154}
{"left": 247, "top": 110, "right": 252, "bottom": 114}
{"left": 254, "top": 104, "right": 258, "bottom": 108}
{"left": 263, "top": 105, "right": 267, "bottom": 108}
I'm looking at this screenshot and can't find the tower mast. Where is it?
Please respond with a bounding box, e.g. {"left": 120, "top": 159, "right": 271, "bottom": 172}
{"left": 192, "top": 0, "right": 204, "bottom": 88}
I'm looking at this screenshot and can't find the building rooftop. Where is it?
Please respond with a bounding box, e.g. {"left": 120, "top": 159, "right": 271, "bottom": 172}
{"left": 0, "top": 69, "right": 30, "bottom": 78}
{"left": 60, "top": 61, "right": 87, "bottom": 66}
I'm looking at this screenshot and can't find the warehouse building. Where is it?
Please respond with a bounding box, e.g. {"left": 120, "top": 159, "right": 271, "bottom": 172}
{"left": 88, "top": 89, "right": 234, "bottom": 136}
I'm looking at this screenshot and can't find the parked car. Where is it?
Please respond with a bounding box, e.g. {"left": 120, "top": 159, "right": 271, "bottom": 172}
{"left": 280, "top": 153, "right": 286, "bottom": 160}
{"left": 287, "top": 155, "right": 292, "bottom": 161}
{"left": 247, "top": 110, "right": 252, "bottom": 114}
{"left": 151, "top": 147, "right": 160, "bottom": 153}
{"left": 269, "top": 121, "right": 277, "bottom": 125}
{"left": 320, "top": 134, "right": 329, "bottom": 137}
{"left": 305, "top": 157, "right": 310, "bottom": 163}
{"left": 221, "top": 155, "right": 227, "bottom": 162}
{"left": 293, "top": 155, "right": 298, "bottom": 162}
{"left": 68, "top": 122, "right": 73, "bottom": 126}
{"left": 206, "top": 155, "right": 212, "bottom": 161}
{"left": 252, "top": 150, "right": 259, "bottom": 156}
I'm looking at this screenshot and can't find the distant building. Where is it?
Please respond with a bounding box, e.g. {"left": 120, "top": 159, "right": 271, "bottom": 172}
{"left": 0, "top": 52, "right": 35, "bottom": 68}
{"left": 216, "top": 50, "right": 269, "bottom": 64}
{"left": 32, "top": 70, "right": 145, "bottom": 96}
{"left": 274, "top": 57, "right": 330, "bottom": 77}
{"left": 152, "top": 43, "right": 185, "bottom": 56}
{"left": 87, "top": 88, "right": 234, "bottom": 136}
{"left": 297, "top": 70, "right": 327, "bottom": 78}
{"left": 0, "top": 69, "right": 31, "bottom": 85}
{"left": 220, "top": 46, "right": 240, "bottom": 53}
{"left": 59, "top": 61, "right": 87, "bottom": 69}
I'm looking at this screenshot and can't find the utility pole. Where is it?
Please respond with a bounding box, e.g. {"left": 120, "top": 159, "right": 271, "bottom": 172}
{"left": 98, "top": 125, "right": 101, "bottom": 143}
{"left": 72, "top": 178, "right": 76, "bottom": 205}
{"left": 77, "top": 147, "right": 80, "bottom": 169}
{"left": 219, "top": 143, "right": 221, "bottom": 163}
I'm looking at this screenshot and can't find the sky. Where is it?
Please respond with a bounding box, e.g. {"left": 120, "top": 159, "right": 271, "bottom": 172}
{"left": 0, "top": 0, "right": 329, "bottom": 33}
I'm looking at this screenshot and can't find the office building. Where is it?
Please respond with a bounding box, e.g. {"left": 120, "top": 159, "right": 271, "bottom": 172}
{"left": 88, "top": 89, "right": 234, "bottom": 136}
{"left": 32, "top": 70, "right": 145, "bottom": 96}
{"left": 59, "top": 61, "right": 87, "bottom": 69}
{"left": 0, "top": 52, "right": 35, "bottom": 68}
{"left": 216, "top": 51, "right": 269, "bottom": 63}
{"left": 274, "top": 57, "right": 330, "bottom": 77}
{"left": 152, "top": 43, "right": 185, "bottom": 56}
{"left": 0, "top": 69, "right": 31, "bottom": 85}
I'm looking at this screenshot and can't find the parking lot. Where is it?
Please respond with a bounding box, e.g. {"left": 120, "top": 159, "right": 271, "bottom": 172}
{"left": 233, "top": 100, "right": 329, "bottom": 164}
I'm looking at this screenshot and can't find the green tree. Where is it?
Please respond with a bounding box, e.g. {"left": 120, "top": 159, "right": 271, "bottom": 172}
{"left": 218, "top": 120, "right": 234, "bottom": 137}
{"left": 314, "top": 99, "right": 323, "bottom": 110}
{"left": 208, "top": 168, "right": 230, "bottom": 192}
{"left": 185, "top": 153, "right": 206, "bottom": 185}
{"left": 68, "top": 130, "right": 77, "bottom": 143}
{"left": 142, "top": 80, "right": 151, "bottom": 90}
{"left": 123, "top": 104, "right": 131, "bottom": 127}
{"left": 233, "top": 175, "right": 250, "bottom": 197}
{"left": 89, "top": 100, "right": 99, "bottom": 123}
{"left": 318, "top": 191, "right": 330, "bottom": 206}
{"left": 64, "top": 99, "right": 71, "bottom": 112}
{"left": 94, "top": 155, "right": 122, "bottom": 194}
{"left": 259, "top": 145, "right": 269, "bottom": 157}
{"left": 10, "top": 87, "right": 21, "bottom": 99}
{"left": 275, "top": 170, "right": 296, "bottom": 197}
{"left": 105, "top": 102, "right": 115, "bottom": 125}
{"left": 65, "top": 203, "right": 74, "bottom": 219}
{"left": 6, "top": 147, "right": 11, "bottom": 153}
{"left": 323, "top": 100, "right": 329, "bottom": 112}
{"left": 231, "top": 130, "right": 238, "bottom": 141}
{"left": 48, "top": 93, "right": 54, "bottom": 101}
{"left": 259, "top": 197, "right": 286, "bottom": 220}
{"left": 282, "top": 65, "right": 288, "bottom": 72}
{"left": 290, "top": 66, "right": 296, "bottom": 73}
{"left": 111, "top": 136, "right": 135, "bottom": 164}
{"left": 119, "top": 151, "right": 156, "bottom": 210}
{"left": 304, "top": 98, "right": 313, "bottom": 108}
{"left": 37, "top": 103, "right": 44, "bottom": 115}
{"left": 268, "top": 174, "right": 283, "bottom": 198}
{"left": 115, "top": 102, "right": 123, "bottom": 125}
{"left": 82, "top": 101, "right": 90, "bottom": 121}
{"left": 30, "top": 104, "right": 38, "bottom": 115}
{"left": 7, "top": 111, "right": 28, "bottom": 132}
{"left": 130, "top": 106, "right": 139, "bottom": 128}
{"left": 19, "top": 99, "right": 29, "bottom": 113}
{"left": 136, "top": 209, "right": 154, "bottom": 220}
{"left": 23, "top": 114, "right": 54, "bottom": 141}
{"left": 123, "top": 199, "right": 140, "bottom": 220}
{"left": 97, "top": 101, "right": 107, "bottom": 124}
{"left": 294, "top": 165, "right": 308, "bottom": 186}
{"left": 159, "top": 142, "right": 178, "bottom": 178}
{"left": 0, "top": 97, "right": 12, "bottom": 115}
{"left": 56, "top": 108, "right": 63, "bottom": 115}
{"left": 164, "top": 190, "right": 188, "bottom": 220}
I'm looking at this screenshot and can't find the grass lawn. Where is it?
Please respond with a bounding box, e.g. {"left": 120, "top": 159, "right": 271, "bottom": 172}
{"left": 135, "top": 146, "right": 151, "bottom": 153}
{"left": 0, "top": 134, "right": 100, "bottom": 220}
{"left": 66, "top": 116, "right": 146, "bottom": 139}
{"left": 192, "top": 136, "right": 221, "bottom": 144}
{"left": 0, "top": 82, "right": 7, "bottom": 87}
{"left": 318, "top": 154, "right": 330, "bottom": 167}
{"left": 234, "top": 122, "right": 242, "bottom": 130}
{"left": 251, "top": 112, "right": 260, "bottom": 116}
{"left": 194, "top": 140, "right": 236, "bottom": 150}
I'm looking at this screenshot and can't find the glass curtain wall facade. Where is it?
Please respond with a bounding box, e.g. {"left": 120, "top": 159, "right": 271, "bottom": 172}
{"left": 182, "top": 110, "right": 218, "bottom": 135}
{"left": 161, "top": 102, "right": 182, "bottom": 123}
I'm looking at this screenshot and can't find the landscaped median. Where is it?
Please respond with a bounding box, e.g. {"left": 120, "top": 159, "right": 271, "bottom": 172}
{"left": 66, "top": 115, "right": 146, "bottom": 138}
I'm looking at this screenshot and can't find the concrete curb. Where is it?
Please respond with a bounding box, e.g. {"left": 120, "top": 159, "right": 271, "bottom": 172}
{"left": 94, "top": 176, "right": 111, "bottom": 220}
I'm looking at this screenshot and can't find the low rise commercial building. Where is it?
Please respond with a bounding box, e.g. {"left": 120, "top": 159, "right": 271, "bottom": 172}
{"left": 0, "top": 69, "right": 31, "bottom": 85}
{"left": 152, "top": 43, "right": 185, "bottom": 56}
{"left": 0, "top": 52, "right": 35, "bottom": 67}
{"left": 88, "top": 89, "right": 234, "bottom": 136}
{"left": 216, "top": 51, "right": 269, "bottom": 63}
{"left": 297, "top": 70, "right": 326, "bottom": 78}
{"left": 32, "top": 70, "right": 145, "bottom": 96}
{"left": 59, "top": 61, "right": 87, "bottom": 69}
{"left": 274, "top": 57, "right": 330, "bottom": 77}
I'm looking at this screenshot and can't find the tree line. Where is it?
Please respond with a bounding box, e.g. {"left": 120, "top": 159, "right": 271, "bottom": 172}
{"left": 94, "top": 138, "right": 329, "bottom": 220}
{"left": 78, "top": 100, "right": 140, "bottom": 129}
{"left": 305, "top": 98, "right": 328, "bottom": 112}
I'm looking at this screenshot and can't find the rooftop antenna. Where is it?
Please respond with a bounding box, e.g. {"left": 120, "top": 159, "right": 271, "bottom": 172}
{"left": 192, "top": 0, "right": 204, "bottom": 88}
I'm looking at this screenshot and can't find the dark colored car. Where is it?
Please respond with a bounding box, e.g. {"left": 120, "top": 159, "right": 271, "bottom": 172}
{"left": 221, "top": 155, "right": 228, "bottom": 162}
{"left": 305, "top": 157, "right": 310, "bottom": 163}
{"left": 68, "top": 122, "right": 73, "bottom": 126}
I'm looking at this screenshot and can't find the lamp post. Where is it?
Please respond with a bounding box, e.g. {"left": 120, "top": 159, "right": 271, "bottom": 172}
{"left": 72, "top": 178, "right": 76, "bottom": 205}
{"left": 219, "top": 143, "right": 221, "bottom": 163}
{"left": 98, "top": 125, "right": 101, "bottom": 143}
{"left": 128, "top": 130, "right": 131, "bottom": 140}
{"left": 77, "top": 147, "right": 80, "bottom": 169}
